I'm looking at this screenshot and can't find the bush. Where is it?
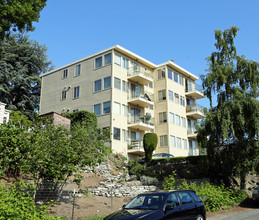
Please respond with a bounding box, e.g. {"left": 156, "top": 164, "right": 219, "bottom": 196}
{"left": 0, "top": 181, "right": 58, "bottom": 219}
{"left": 163, "top": 173, "right": 247, "bottom": 212}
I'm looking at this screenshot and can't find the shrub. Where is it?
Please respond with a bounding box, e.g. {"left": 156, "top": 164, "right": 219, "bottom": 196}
{"left": 143, "top": 133, "right": 158, "bottom": 163}
{"left": 163, "top": 173, "right": 247, "bottom": 212}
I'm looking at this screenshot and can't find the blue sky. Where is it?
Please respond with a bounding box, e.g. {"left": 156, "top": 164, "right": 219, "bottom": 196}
{"left": 29, "top": 0, "right": 259, "bottom": 108}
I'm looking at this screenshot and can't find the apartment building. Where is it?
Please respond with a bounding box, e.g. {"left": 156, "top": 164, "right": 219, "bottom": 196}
{"left": 40, "top": 45, "right": 205, "bottom": 159}
{"left": 0, "top": 102, "right": 10, "bottom": 124}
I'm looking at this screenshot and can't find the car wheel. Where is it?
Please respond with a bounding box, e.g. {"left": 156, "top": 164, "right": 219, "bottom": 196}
{"left": 196, "top": 214, "right": 204, "bottom": 220}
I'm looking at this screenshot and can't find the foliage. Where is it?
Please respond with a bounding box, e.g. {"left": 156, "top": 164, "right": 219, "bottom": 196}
{"left": 0, "top": 181, "right": 58, "bottom": 219}
{"left": 109, "top": 153, "right": 127, "bottom": 170}
{"left": 163, "top": 173, "right": 247, "bottom": 212}
{"left": 64, "top": 110, "right": 98, "bottom": 127}
{"left": 0, "top": 33, "right": 52, "bottom": 116}
{"left": 143, "top": 133, "right": 158, "bottom": 163}
{"left": 198, "top": 27, "right": 259, "bottom": 188}
{"left": 9, "top": 110, "right": 33, "bottom": 129}
{"left": 0, "top": 0, "right": 47, "bottom": 39}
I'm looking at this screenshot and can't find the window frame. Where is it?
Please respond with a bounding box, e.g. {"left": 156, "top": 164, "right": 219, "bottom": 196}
{"left": 73, "top": 86, "right": 80, "bottom": 99}
{"left": 114, "top": 53, "right": 121, "bottom": 66}
{"left": 63, "top": 69, "right": 68, "bottom": 79}
{"left": 95, "top": 56, "right": 103, "bottom": 69}
{"left": 104, "top": 76, "right": 111, "bottom": 90}
{"left": 113, "top": 127, "right": 121, "bottom": 140}
{"left": 75, "top": 64, "right": 81, "bottom": 76}
{"left": 103, "top": 101, "right": 111, "bottom": 114}
{"left": 94, "top": 79, "right": 102, "bottom": 92}
{"left": 94, "top": 103, "right": 101, "bottom": 116}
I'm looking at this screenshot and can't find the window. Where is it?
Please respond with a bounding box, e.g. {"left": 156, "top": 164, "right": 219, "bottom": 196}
{"left": 113, "top": 127, "right": 120, "bottom": 140}
{"left": 104, "top": 76, "right": 111, "bottom": 89}
{"left": 182, "top": 117, "right": 186, "bottom": 127}
{"left": 168, "top": 69, "right": 172, "bottom": 80}
{"left": 94, "top": 103, "right": 101, "bottom": 116}
{"left": 122, "top": 104, "right": 128, "bottom": 116}
{"left": 63, "top": 69, "right": 68, "bottom": 78}
{"left": 114, "top": 53, "right": 121, "bottom": 66}
{"left": 122, "top": 80, "right": 127, "bottom": 92}
{"left": 160, "top": 135, "right": 168, "bottom": 147}
{"left": 3, "top": 117, "right": 7, "bottom": 124}
{"left": 95, "top": 57, "right": 102, "bottom": 68}
{"left": 104, "top": 53, "right": 111, "bottom": 65}
{"left": 157, "top": 68, "right": 165, "bottom": 79}
{"left": 73, "top": 86, "right": 80, "bottom": 99}
{"left": 175, "top": 115, "right": 180, "bottom": 126}
{"left": 179, "top": 75, "right": 183, "bottom": 85}
{"left": 175, "top": 93, "right": 179, "bottom": 104}
{"left": 94, "top": 79, "right": 102, "bottom": 92}
{"left": 75, "top": 64, "right": 81, "bottom": 76}
{"left": 166, "top": 193, "right": 180, "bottom": 207}
{"left": 170, "top": 135, "right": 175, "bottom": 147}
{"left": 169, "top": 112, "right": 175, "bottom": 124}
{"left": 183, "top": 139, "right": 187, "bottom": 149}
{"left": 168, "top": 90, "right": 174, "bottom": 101}
{"left": 178, "top": 192, "right": 193, "bottom": 205}
{"left": 73, "top": 109, "right": 79, "bottom": 112}
{"left": 174, "top": 72, "right": 178, "bottom": 83}
{"left": 61, "top": 90, "right": 66, "bottom": 100}
{"left": 177, "top": 137, "right": 182, "bottom": 148}
{"left": 123, "top": 57, "right": 129, "bottom": 69}
{"left": 158, "top": 89, "right": 166, "bottom": 101}
{"left": 122, "top": 129, "right": 128, "bottom": 142}
{"left": 103, "top": 101, "right": 111, "bottom": 114}
{"left": 114, "top": 102, "right": 121, "bottom": 115}
{"left": 159, "top": 112, "right": 167, "bottom": 123}
{"left": 180, "top": 96, "right": 185, "bottom": 106}
{"left": 114, "top": 77, "right": 121, "bottom": 90}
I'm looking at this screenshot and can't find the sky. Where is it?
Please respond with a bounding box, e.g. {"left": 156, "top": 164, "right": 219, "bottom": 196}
{"left": 29, "top": 0, "right": 259, "bottom": 108}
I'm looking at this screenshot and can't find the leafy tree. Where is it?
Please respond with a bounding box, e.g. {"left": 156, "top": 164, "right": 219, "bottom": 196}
{"left": 198, "top": 27, "right": 259, "bottom": 189}
{"left": 0, "top": 0, "right": 47, "bottom": 39}
{"left": 0, "top": 33, "right": 52, "bottom": 116}
{"left": 143, "top": 133, "right": 158, "bottom": 163}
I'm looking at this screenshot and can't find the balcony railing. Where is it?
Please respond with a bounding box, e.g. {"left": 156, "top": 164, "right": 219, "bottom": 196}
{"left": 128, "top": 91, "right": 154, "bottom": 102}
{"left": 128, "top": 115, "right": 154, "bottom": 125}
{"left": 185, "top": 83, "right": 205, "bottom": 99}
{"left": 186, "top": 104, "right": 205, "bottom": 119}
{"left": 187, "top": 127, "right": 197, "bottom": 135}
{"left": 127, "top": 66, "right": 153, "bottom": 85}
{"left": 128, "top": 140, "right": 144, "bottom": 150}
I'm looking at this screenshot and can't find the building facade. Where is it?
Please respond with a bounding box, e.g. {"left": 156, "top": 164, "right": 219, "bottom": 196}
{"left": 0, "top": 102, "right": 10, "bottom": 124}
{"left": 40, "top": 45, "right": 205, "bottom": 159}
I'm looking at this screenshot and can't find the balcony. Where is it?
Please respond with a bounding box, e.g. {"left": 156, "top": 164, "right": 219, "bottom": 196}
{"left": 128, "top": 91, "right": 154, "bottom": 108}
{"left": 128, "top": 115, "right": 154, "bottom": 131}
{"left": 186, "top": 104, "right": 205, "bottom": 119}
{"left": 187, "top": 127, "right": 197, "bottom": 139}
{"left": 185, "top": 83, "right": 205, "bottom": 99}
{"left": 128, "top": 67, "right": 153, "bottom": 85}
{"left": 127, "top": 140, "right": 145, "bottom": 155}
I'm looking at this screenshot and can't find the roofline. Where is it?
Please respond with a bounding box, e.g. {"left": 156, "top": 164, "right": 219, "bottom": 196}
{"left": 157, "top": 61, "right": 198, "bottom": 80}
{"left": 40, "top": 45, "right": 157, "bottom": 78}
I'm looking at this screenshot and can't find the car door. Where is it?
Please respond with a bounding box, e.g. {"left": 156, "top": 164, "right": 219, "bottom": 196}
{"left": 163, "top": 192, "right": 184, "bottom": 220}
{"left": 177, "top": 191, "right": 196, "bottom": 220}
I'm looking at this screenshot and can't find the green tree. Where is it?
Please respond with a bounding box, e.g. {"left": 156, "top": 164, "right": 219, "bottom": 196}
{"left": 0, "top": 34, "right": 52, "bottom": 116}
{"left": 0, "top": 0, "right": 47, "bottom": 39}
{"left": 198, "top": 27, "right": 259, "bottom": 189}
{"left": 143, "top": 133, "right": 158, "bottom": 163}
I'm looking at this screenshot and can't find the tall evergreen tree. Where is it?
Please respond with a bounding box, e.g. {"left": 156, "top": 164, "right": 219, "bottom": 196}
{"left": 0, "top": 34, "right": 52, "bottom": 116}
{"left": 198, "top": 27, "right": 259, "bottom": 189}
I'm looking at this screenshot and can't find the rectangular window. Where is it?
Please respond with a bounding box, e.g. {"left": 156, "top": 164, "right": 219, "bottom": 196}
{"left": 103, "top": 101, "right": 111, "bottom": 114}
{"left": 175, "top": 93, "right": 179, "bottom": 104}
{"left": 114, "top": 77, "right": 121, "bottom": 90}
{"left": 104, "top": 53, "right": 111, "bottom": 65}
{"left": 170, "top": 135, "right": 175, "bottom": 147}
{"left": 94, "top": 103, "right": 101, "bottom": 116}
{"left": 159, "top": 112, "right": 167, "bottom": 123}
{"left": 179, "top": 75, "right": 183, "bottom": 85}
{"left": 183, "top": 139, "right": 187, "bottom": 149}
{"left": 158, "top": 89, "right": 166, "bottom": 101}
{"left": 168, "top": 69, "right": 172, "bottom": 80}
{"left": 177, "top": 137, "right": 182, "bottom": 148}
{"left": 122, "top": 104, "right": 128, "bottom": 116}
{"left": 104, "top": 76, "right": 111, "bottom": 89}
{"left": 169, "top": 112, "right": 175, "bottom": 124}
{"left": 75, "top": 64, "right": 81, "bottom": 76}
{"left": 123, "top": 57, "right": 129, "bottom": 69}
{"left": 148, "top": 82, "right": 153, "bottom": 88}
{"left": 114, "top": 102, "right": 121, "bottom": 115}
{"left": 122, "top": 129, "right": 128, "bottom": 142}
{"left": 113, "top": 127, "right": 120, "bottom": 140}
{"left": 95, "top": 57, "right": 102, "bottom": 68}
{"left": 73, "top": 86, "right": 80, "bottom": 99}
{"left": 63, "top": 69, "right": 68, "bottom": 78}
{"left": 174, "top": 72, "right": 178, "bottom": 83}
{"left": 61, "top": 90, "right": 66, "bottom": 100}
{"left": 157, "top": 68, "right": 165, "bottom": 80}
{"left": 160, "top": 135, "right": 168, "bottom": 147}
{"left": 182, "top": 117, "right": 186, "bottom": 127}
{"left": 122, "top": 80, "right": 127, "bottom": 92}
{"left": 175, "top": 115, "right": 181, "bottom": 126}
{"left": 168, "top": 90, "right": 174, "bottom": 101}
{"left": 180, "top": 96, "right": 185, "bottom": 106}
{"left": 73, "top": 109, "right": 79, "bottom": 112}
{"left": 94, "top": 79, "right": 102, "bottom": 92}
{"left": 114, "top": 53, "right": 121, "bottom": 66}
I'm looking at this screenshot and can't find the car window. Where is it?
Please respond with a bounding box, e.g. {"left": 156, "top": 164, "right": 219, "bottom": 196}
{"left": 125, "top": 195, "right": 163, "bottom": 210}
{"left": 189, "top": 191, "right": 201, "bottom": 202}
{"left": 178, "top": 192, "right": 193, "bottom": 205}
{"left": 166, "top": 193, "right": 180, "bottom": 208}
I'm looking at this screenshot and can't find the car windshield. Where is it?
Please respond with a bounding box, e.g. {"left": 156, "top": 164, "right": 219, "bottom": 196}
{"left": 124, "top": 194, "right": 165, "bottom": 210}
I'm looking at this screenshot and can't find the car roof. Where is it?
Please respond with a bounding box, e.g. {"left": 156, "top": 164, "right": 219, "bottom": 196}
{"left": 137, "top": 190, "right": 196, "bottom": 196}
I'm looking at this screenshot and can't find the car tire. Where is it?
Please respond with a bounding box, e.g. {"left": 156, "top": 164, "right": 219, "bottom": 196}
{"left": 196, "top": 214, "right": 204, "bottom": 220}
